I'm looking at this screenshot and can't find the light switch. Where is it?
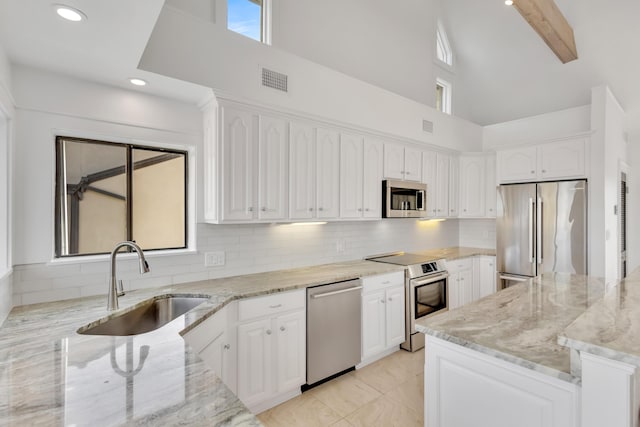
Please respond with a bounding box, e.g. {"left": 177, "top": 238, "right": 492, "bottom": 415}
{"left": 205, "top": 251, "right": 225, "bottom": 267}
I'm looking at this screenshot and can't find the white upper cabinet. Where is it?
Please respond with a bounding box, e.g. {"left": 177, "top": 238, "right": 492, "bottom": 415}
{"left": 459, "top": 155, "right": 486, "bottom": 218}
{"left": 448, "top": 156, "right": 460, "bottom": 218}
{"left": 363, "top": 138, "right": 383, "bottom": 218}
{"left": 436, "top": 154, "right": 451, "bottom": 217}
{"left": 422, "top": 151, "right": 455, "bottom": 218}
{"left": 316, "top": 128, "right": 340, "bottom": 219}
{"left": 289, "top": 122, "right": 316, "bottom": 220}
{"left": 383, "top": 143, "right": 422, "bottom": 182}
{"left": 221, "top": 106, "right": 258, "bottom": 222}
{"left": 258, "top": 116, "right": 288, "bottom": 220}
{"left": 497, "top": 138, "right": 587, "bottom": 183}
{"left": 537, "top": 139, "right": 586, "bottom": 180}
{"left": 340, "top": 133, "right": 364, "bottom": 218}
{"left": 422, "top": 151, "right": 438, "bottom": 217}
{"left": 485, "top": 154, "right": 497, "bottom": 218}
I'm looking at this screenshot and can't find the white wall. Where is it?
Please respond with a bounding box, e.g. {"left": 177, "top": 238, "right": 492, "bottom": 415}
{"left": 140, "top": 3, "right": 483, "bottom": 153}
{"left": 628, "top": 139, "right": 640, "bottom": 274}
{"left": 272, "top": 0, "right": 437, "bottom": 109}
{"left": 9, "top": 64, "right": 461, "bottom": 305}
{"left": 0, "top": 42, "right": 13, "bottom": 325}
{"left": 589, "top": 86, "right": 628, "bottom": 282}
{"left": 458, "top": 219, "right": 496, "bottom": 249}
{"left": 483, "top": 105, "right": 591, "bottom": 150}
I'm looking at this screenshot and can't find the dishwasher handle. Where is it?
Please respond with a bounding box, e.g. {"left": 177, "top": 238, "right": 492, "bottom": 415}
{"left": 310, "top": 285, "right": 363, "bottom": 299}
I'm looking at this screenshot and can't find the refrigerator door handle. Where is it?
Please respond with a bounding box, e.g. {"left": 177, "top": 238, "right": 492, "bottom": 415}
{"left": 529, "top": 198, "right": 535, "bottom": 263}
{"left": 537, "top": 197, "right": 543, "bottom": 265}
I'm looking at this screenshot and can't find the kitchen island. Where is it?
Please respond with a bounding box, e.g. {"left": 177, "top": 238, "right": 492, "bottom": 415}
{"left": 417, "top": 269, "right": 640, "bottom": 427}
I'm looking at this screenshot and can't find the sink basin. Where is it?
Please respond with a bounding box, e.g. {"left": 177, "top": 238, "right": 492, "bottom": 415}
{"left": 78, "top": 296, "right": 210, "bottom": 336}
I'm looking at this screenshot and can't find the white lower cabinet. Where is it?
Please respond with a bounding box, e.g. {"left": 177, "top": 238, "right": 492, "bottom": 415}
{"left": 236, "top": 290, "right": 306, "bottom": 413}
{"left": 361, "top": 272, "right": 405, "bottom": 364}
{"left": 182, "top": 303, "right": 238, "bottom": 394}
{"left": 447, "top": 256, "right": 497, "bottom": 309}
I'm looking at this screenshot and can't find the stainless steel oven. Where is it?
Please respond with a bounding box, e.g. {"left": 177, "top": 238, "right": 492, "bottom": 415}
{"left": 366, "top": 252, "right": 448, "bottom": 352}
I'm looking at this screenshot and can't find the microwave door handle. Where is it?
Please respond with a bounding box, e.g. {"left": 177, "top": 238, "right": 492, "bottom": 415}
{"left": 418, "top": 190, "right": 426, "bottom": 211}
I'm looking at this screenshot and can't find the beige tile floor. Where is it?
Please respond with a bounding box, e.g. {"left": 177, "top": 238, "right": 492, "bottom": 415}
{"left": 258, "top": 349, "right": 425, "bottom": 427}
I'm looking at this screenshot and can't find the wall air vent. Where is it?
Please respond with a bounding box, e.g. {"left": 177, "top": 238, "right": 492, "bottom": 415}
{"left": 422, "top": 119, "right": 434, "bottom": 133}
{"left": 261, "top": 68, "right": 288, "bottom": 92}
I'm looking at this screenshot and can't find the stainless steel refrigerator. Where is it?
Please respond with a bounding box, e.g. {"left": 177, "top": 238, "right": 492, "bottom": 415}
{"left": 496, "top": 180, "right": 587, "bottom": 289}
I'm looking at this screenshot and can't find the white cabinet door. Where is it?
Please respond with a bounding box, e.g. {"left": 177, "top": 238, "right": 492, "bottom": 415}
{"left": 448, "top": 156, "right": 460, "bottom": 218}
{"left": 362, "top": 291, "right": 386, "bottom": 360}
{"left": 448, "top": 272, "right": 460, "bottom": 310}
{"left": 316, "top": 128, "right": 340, "bottom": 219}
{"left": 258, "top": 116, "right": 288, "bottom": 220}
{"left": 222, "top": 106, "right": 257, "bottom": 221}
{"left": 275, "top": 311, "right": 306, "bottom": 393}
{"left": 459, "top": 269, "right": 474, "bottom": 306}
{"left": 479, "top": 256, "right": 497, "bottom": 299}
{"left": 435, "top": 154, "right": 450, "bottom": 218}
{"left": 422, "top": 151, "right": 438, "bottom": 217}
{"left": 237, "top": 318, "right": 272, "bottom": 406}
{"left": 497, "top": 146, "right": 538, "bottom": 183}
{"left": 340, "top": 133, "right": 364, "bottom": 218}
{"left": 538, "top": 139, "right": 586, "bottom": 180}
{"left": 485, "top": 154, "right": 497, "bottom": 218}
{"left": 459, "top": 156, "right": 486, "bottom": 217}
{"left": 383, "top": 143, "right": 404, "bottom": 180}
{"left": 363, "top": 138, "right": 383, "bottom": 218}
{"left": 198, "top": 329, "right": 226, "bottom": 379}
{"left": 404, "top": 147, "right": 422, "bottom": 182}
{"left": 385, "top": 285, "right": 406, "bottom": 347}
{"left": 289, "top": 122, "right": 316, "bottom": 220}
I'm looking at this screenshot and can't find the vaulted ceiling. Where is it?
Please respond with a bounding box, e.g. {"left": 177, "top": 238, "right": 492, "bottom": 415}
{"left": 1, "top": 0, "right": 639, "bottom": 135}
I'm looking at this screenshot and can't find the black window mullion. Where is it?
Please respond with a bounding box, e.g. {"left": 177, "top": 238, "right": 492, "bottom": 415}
{"left": 126, "top": 145, "right": 133, "bottom": 248}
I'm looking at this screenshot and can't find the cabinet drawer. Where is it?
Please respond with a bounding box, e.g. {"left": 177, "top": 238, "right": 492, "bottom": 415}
{"left": 362, "top": 271, "right": 404, "bottom": 293}
{"left": 446, "top": 257, "right": 473, "bottom": 273}
{"left": 238, "top": 289, "right": 305, "bottom": 322}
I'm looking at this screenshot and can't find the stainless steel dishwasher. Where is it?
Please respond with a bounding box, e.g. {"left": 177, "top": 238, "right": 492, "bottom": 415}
{"left": 305, "top": 278, "right": 362, "bottom": 388}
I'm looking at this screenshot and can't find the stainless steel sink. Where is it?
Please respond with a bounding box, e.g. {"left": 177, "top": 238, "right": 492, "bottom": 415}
{"left": 78, "top": 296, "right": 209, "bottom": 336}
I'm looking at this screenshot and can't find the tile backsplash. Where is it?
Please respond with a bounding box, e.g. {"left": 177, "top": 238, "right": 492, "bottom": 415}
{"left": 12, "top": 219, "right": 472, "bottom": 306}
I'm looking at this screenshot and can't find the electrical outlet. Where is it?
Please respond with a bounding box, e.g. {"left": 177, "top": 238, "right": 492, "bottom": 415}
{"left": 204, "top": 251, "right": 225, "bottom": 267}
{"left": 336, "top": 239, "right": 346, "bottom": 254}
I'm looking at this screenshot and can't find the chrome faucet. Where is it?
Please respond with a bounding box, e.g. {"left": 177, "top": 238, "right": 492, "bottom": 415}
{"left": 108, "top": 241, "right": 150, "bottom": 311}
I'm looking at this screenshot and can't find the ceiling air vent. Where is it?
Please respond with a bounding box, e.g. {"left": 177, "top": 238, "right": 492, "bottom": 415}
{"left": 261, "top": 68, "right": 288, "bottom": 93}
{"left": 423, "top": 119, "right": 434, "bottom": 133}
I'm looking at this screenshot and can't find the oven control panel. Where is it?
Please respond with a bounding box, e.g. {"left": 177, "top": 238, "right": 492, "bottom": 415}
{"left": 421, "top": 262, "right": 438, "bottom": 274}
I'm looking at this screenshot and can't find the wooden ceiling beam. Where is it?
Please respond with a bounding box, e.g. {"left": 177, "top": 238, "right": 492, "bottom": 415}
{"left": 512, "top": 0, "right": 578, "bottom": 63}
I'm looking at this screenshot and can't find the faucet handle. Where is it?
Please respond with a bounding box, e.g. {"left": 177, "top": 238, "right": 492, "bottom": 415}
{"left": 117, "top": 279, "right": 125, "bottom": 297}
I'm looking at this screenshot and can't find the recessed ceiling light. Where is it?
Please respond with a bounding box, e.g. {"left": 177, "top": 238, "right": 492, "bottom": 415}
{"left": 129, "top": 78, "right": 147, "bottom": 87}
{"left": 54, "top": 4, "right": 87, "bottom": 22}
{"left": 505, "top": 0, "right": 514, "bottom": 5}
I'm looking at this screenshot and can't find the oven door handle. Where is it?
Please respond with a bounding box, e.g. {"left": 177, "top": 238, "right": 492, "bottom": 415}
{"left": 410, "top": 273, "right": 448, "bottom": 286}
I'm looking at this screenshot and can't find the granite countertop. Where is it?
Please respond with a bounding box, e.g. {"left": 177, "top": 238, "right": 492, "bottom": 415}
{"left": 0, "top": 259, "right": 403, "bottom": 426}
{"left": 413, "top": 246, "right": 496, "bottom": 261}
{"left": 416, "top": 272, "right": 607, "bottom": 383}
{"left": 559, "top": 268, "right": 640, "bottom": 367}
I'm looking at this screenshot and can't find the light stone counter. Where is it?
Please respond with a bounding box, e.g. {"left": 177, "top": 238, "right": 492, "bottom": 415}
{"left": 416, "top": 272, "right": 607, "bottom": 383}
{"left": 413, "top": 246, "right": 496, "bottom": 261}
{"left": 0, "top": 259, "right": 403, "bottom": 426}
{"left": 559, "top": 267, "right": 640, "bottom": 367}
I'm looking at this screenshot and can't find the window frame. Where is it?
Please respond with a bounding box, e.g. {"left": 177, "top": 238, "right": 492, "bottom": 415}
{"left": 436, "top": 78, "right": 452, "bottom": 115}
{"left": 54, "top": 136, "right": 189, "bottom": 258}
{"left": 436, "top": 21, "right": 453, "bottom": 68}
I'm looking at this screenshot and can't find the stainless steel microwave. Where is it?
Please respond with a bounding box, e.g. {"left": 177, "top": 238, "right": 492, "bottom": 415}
{"left": 382, "top": 180, "right": 427, "bottom": 218}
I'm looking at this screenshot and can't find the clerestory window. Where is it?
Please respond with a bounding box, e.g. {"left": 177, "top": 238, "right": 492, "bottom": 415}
{"left": 436, "top": 21, "right": 453, "bottom": 66}
{"left": 227, "top": 0, "right": 271, "bottom": 44}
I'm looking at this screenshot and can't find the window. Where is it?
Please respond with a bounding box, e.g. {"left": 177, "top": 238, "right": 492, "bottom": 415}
{"left": 0, "top": 114, "right": 8, "bottom": 273}
{"left": 227, "top": 0, "right": 271, "bottom": 44}
{"left": 436, "top": 21, "right": 453, "bottom": 66}
{"left": 55, "top": 137, "right": 187, "bottom": 257}
{"left": 436, "top": 78, "right": 452, "bottom": 114}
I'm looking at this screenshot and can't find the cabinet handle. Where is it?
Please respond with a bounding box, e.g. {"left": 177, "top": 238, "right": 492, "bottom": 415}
{"left": 531, "top": 171, "right": 535, "bottom": 174}
{"left": 358, "top": 208, "right": 362, "bottom": 212}
{"left": 388, "top": 297, "right": 393, "bottom": 302}
{"left": 319, "top": 207, "right": 324, "bottom": 211}
{"left": 542, "top": 169, "right": 547, "bottom": 173}
{"left": 248, "top": 207, "right": 254, "bottom": 212}
{"left": 380, "top": 299, "right": 386, "bottom": 304}
{"left": 280, "top": 326, "right": 286, "bottom": 332}
{"left": 224, "top": 344, "right": 230, "bottom": 350}
{"left": 463, "top": 209, "right": 467, "bottom": 212}
{"left": 405, "top": 171, "right": 410, "bottom": 175}
{"left": 266, "top": 330, "right": 272, "bottom": 335}
{"left": 365, "top": 208, "right": 370, "bottom": 212}
{"left": 261, "top": 207, "right": 267, "bottom": 212}
{"left": 269, "top": 304, "right": 282, "bottom": 309}
{"left": 309, "top": 208, "right": 314, "bottom": 212}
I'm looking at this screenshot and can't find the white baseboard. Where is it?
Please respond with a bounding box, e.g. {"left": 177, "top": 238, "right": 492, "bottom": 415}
{"left": 357, "top": 346, "right": 400, "bottom": 369}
